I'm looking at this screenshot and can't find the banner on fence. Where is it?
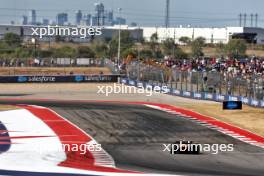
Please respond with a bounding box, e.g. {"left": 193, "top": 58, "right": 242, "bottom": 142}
{"left": 121, "top": 78, "right": 264, "bottom": 109}
{"left": 0, "top": 75, "right": 119, "bottom": 83}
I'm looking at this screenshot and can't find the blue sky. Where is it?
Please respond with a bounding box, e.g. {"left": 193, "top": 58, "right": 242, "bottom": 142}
{"left": 0, "top": 0, "right": 263, "bottom": 27}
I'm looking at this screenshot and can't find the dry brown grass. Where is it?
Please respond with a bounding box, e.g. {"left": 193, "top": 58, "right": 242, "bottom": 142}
{"left": 178, "top": 102, "right": 264, "bottom": 136}
{"left": 180, "top": 46, "right": 219, "bottom": 57}
{"left": 0, "top": 105, "right": 19, "bottom": 111}
{"left": 40, "top": 42, "right": 90, "bottom": 49}
{"left": 246, "top": 49, "right": 264, "bottom": 57}
{"left": 0, "top": 67, "right": 111, "bottom": 76}
{"left": 180, "top": 46, "right": 264, "bottom": 57}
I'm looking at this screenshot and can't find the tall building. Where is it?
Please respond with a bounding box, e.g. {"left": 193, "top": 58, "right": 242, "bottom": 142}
{"left": 22, "top": 15, "right": 28, "bottom": 25}
{"left": 105, "top": 10, "right": 114, "bottom": 26}
{"left": 91, "top": 16, "right": 97, "bottom": 26}
{"left": 75, "top": 10, "right": 82, "bottom": 25}
{"left": 94, "top": 2, "right": 105, "bottom": 26}
{"left": 81, "top": 14, "right": 91, "bottom": 26}
{"left": 42, "top": 19, "right": 49, "bottom": 25}
{"left": 56, "top": 13, "right": 68, "bottom": 26}
{"left": 29, "top": 10, "right": 37, "bottom": 25}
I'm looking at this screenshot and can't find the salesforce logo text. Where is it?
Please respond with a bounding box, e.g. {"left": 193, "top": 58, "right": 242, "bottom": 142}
{"left": 31, "top": 25, "right": 102, "bottom": 39}
{"left": 75, "top": 75, "right": 113, "bottom": 82}
{"left": 29, "top": 76, "right": 56, "bottom": 82}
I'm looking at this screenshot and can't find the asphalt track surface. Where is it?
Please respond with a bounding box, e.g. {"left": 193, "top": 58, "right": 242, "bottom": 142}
{"left": 1, "top": 99, "right": 264, "bottom": 176}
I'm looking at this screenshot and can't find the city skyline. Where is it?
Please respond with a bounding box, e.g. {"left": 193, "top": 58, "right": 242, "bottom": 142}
{"left": 16, "top": 3, "right": 128, "bottom": 26}
{"left": 0, "top": 0, "right": 264, "bottom": 27}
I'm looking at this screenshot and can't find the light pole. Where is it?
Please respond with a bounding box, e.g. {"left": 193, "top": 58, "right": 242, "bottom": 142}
{"left": 137, "top": 27, "right": 141, "bottom": 81}
{"left": 137, "top": 43, "right": 141, "bottom": 81}
{"left": 31, "top": 37, "right": 36, "bottom": 59}
{"left": 117, "top": 7, "right": 122, "bottom": 71}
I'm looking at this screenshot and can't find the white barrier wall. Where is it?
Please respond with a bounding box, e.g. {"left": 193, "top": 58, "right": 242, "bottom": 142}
{"left": 143, "top": 26, "right": 254, "bottom": 44}
{"left": 1, "top": 24, "right": 264, "bottom": 44}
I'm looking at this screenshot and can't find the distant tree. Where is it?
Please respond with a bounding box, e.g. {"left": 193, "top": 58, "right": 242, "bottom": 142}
{"left": 91, "top": 40, "right": 108, "bottom": 58}
{"left": 155, "top": 49, "right": 164, "bottom": 59}
{"left": 150, "top": 32, "right": 158, "bottom": 43}
{"left": 0, "top": 41, "right": 8, "bottom": 49}
{"left": 14, "top": 47, "right": 33, "bottom": 58}
{"left": 149, "top": 32, "right": 160, "bottom": 58}
{"left": 121, "top": 48, "right": 137, "bottom": 58}
{"left": 191, "top": 37, "right": 206, "bottom": 57}
{"left": 54, "top": 46, "right": 77, "bottom": 58}
{"left": 39, "top": 49, "right": 54, "bottom": 58}
{"left": 179, "top": 36, "right": 191, "bottom": 45}
{"left": 3, "top": 33, "right": 22, "bottom": 47}
{"left": 149, "top": 33, "right": 158, "bottom": 49}
{"left": 174, "top": 47, "right": 188, "bottom": 59}
{"left": 215, "top": 42, "right": 225, "bottom": 57}
{"left": 225, "top": 39, "right": 247, "bottom": 58}
{"left": 139, "top": 49, "right": 153, "bottom": 59}
{"left": 119, "top": 31, "right": 134, "bottom": 50}
{"left": 108, "top": 31, "right": 135, "bottom": 58}
{"left": 76, "top": 46, "right": 95, "bottom": 58}
{"left": 161, "top": 38, "right": 187, "bottom": 59}
{"left": 162, "top": 38, "right": 175, "bottom": 55}
{"left": 108, "top": 39, "right": 118, "bottom": 58}
{"left": 195, "top": 37, "right": 206, "bottom": 46}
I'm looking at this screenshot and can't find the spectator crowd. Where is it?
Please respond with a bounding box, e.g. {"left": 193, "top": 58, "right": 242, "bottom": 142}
{"left": 165, "top": 57, "right": 264, "bottom": 77}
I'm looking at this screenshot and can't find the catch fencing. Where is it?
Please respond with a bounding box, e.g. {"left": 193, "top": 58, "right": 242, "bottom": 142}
{"left": 126, "top": 62, "right": 264, "bottom": 108}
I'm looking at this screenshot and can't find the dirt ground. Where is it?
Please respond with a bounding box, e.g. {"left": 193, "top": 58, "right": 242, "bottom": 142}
{"left": 0, "top": 83, "right": 263, "bottom": 136}
{"left": 0, "top": 67, "right": 111, "bottom": 76}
